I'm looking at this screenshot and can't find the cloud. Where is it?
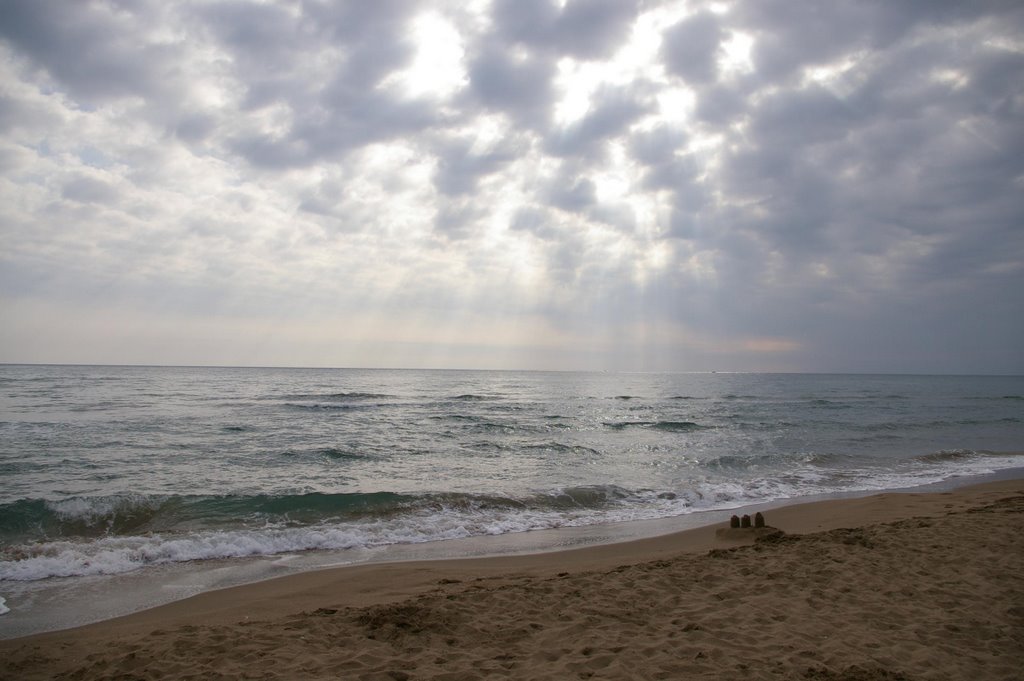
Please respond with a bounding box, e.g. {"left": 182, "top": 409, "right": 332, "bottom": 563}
{"left": 662, "top": 11, "right": 723, "bottom": 85}
{"left": 493, "top": 0, "right": 640, "bottom": 59}
{"left": 546, "top": 83, "right": 655, "bottom": 159}
{"left": 0, "top": 0, "right": 1021, "bottom": 372}
{"left": 0, "top": 0, "right": 176, "bottom": 102}
{"left": 466, "top": 45, "right": 556, "bottom": 129}
{"left": 545, "top": 176, "right": 597, "bottom": 213}
{"left": 432, "top": 133, "right": 522, "bottom": 196}
{"left": 61, "top": 175, "right": 119, "bottom": 204}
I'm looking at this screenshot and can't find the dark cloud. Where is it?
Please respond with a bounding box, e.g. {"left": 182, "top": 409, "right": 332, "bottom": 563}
{"left": 536, "top": 162, "right": 636, "bottom": 232}
{"left": 509, "top": 206, "right": 558, "bottom": 240}
{"left": 297, "top": 177, "right": 347, "bottom": 220}
{"left": 172, "top": 113, "right": 219, "bottom": 144}
{"left": 466, "top": 46, "right": 556, "bottom": 129}
{"left": 642, "top": 0, "right": 1024, "bottom": 371}
{"left": 628, "top": 126, "right": 706, "bottom": 232}
{"left": 546, "top": 84, "right": 654, "bottom": 159}
{"left": 192, "top": 1, "right": 437, "bottom": 168}
{"left": 433, "top": 136, "right": 522, "bottom": 196}
{"left": 545, "top": 176, "right": 597, "bottom": 213}
{"left": 747, "top": 85, "right": 861, "bottom": 147}
{"left": 492, "top": 0, "right": 639, "bottom": 59}
{"left": 305, "top": 1, "right": 419, "bottom": 93}
{"left": 490, "top": 0, "right": 558, "bottom": 47}
{"left": 464, "top": 0, "right": 640, "bottom": 130}
{"left": 197, "top": 1, "right": 307, "bottom": 69}
{"left": 433, "top": 199, "right": 486, "bottom": 239}
{"left": 228, "top": 88, "right": 440, "bottom": 168}
{"left": 0, "top": 0, "right": 172, "bottom": 102}
{"left": 0, "top": 92, "right": 56, "bottom": 135}
{"left": 198, "top": 0, "right": 416, "bottom": 97}
{"left": 628, "top": 125, "right": 687, "bottom": 166}
{"left": 61, "top": 176, "right": 118, "bottom": 204}
{"left": 698, "top": 2, "right": 1024, "bottom": 258}
{"left": 506, "top": 207, "right": 595, "bottom": 286}
{"left": 662, "top": 12, "right": 723, "bottom": 85}
{"left": 549, "top": 0, "right": 640, "bottom": 59}
{"left": 0, "top": 145, "right": 33, "bottom": 174}
{"left": 641, "top": 151, "right": 701, "bottom": 193}
{"left": 692, "top": 82, "right": 751, "bottom": 124}
{"left": 733, "top": 0, "right": 1010, "bottom": 83}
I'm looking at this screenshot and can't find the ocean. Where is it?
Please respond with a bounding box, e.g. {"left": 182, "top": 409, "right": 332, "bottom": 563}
{"left": 1, "top": 365, "right": 1022, "bottom": 636}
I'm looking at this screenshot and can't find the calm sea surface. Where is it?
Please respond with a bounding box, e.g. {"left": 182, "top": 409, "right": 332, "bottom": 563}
{"left": 1, "top": 365, "right": 1022, "bottom": 629}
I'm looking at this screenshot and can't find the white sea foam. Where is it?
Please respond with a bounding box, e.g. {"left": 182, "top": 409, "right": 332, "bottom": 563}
{"left": 0, "top": 597, "right": 9, "bottom": 615}
{"left": 6, "top": 460, "right": 1010, "bottom": 583}
{"left": 0, "top": 491, "right": 695, "bottom": 581}
{"left": 2, "top": 445, "right": 1021, "bottom": 583}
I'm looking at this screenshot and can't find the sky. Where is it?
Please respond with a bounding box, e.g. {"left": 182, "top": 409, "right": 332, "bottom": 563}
{"left": 0, "top": 0, "right": 1022, "bottom": 373}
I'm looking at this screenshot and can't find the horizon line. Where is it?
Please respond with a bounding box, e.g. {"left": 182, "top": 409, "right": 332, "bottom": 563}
{"left": 1, "top": 362, "right": 1021, "bottom": 378}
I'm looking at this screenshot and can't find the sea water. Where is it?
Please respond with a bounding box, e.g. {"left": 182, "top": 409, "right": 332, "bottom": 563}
{"left": 1, "top": 365, "right": 1022, "bottom": 635}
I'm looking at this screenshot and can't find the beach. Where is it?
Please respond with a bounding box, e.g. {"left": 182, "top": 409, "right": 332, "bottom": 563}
{"left": 2, "top": 477, "right": 1021, "bottom": 680}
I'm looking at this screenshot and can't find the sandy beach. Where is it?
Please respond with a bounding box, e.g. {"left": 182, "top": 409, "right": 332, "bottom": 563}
{"left": 2, "top": 477, "right": 1022, "bottom": 680}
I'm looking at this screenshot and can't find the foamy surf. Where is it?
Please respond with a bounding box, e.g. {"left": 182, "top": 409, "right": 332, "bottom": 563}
{"left": 3, "top": 449, "right": 1022, "bottom": 582}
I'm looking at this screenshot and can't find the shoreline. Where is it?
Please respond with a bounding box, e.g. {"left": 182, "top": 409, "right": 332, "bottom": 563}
{"left": 3, "top": 477, "right": 1023, "bottom": 678}
{"left": 1, "top": 473, "right": 1021, "bottom": 674}
{"left": 1, "top": 468, "right": 1022, "bottom": 643}
{"left": 0, "top": 464, "right": 1015, "bottom": 639}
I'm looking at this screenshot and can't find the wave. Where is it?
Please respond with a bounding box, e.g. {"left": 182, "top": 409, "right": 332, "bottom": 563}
{"left": 278, "top": 392, "right": 395, "bottom": 401}
{"left": 603, "top": 421, "right": 708, "bottom": 432}
{"left": 912, "top": 449, "right": 988, "bottom": 464}
{"left": 468, "top": 422, "right": 518, "bottom": 434}
{"left": 522, "top": 442, "right": 601, "bottom": 456}
{"left": 707, "top": 451, "right": 840, "bottom": 470}
{"left": 2, "top": 484, "right": 692, "bottom": 548}
{"left": 5, "top": 449, "right": 1024, "bottom": 582}
{"left": 807, "top": 399, "right": 852, "bottom": 409}
{"left": 967, "top": 395, "right": 1024, "bottom": 401}
{"left": 279, "top": 392, "right": 397, "bottom": 410}
{"left": 0, "top": 495, "right": 169, "bottom": 542}
{"left": 862, "top": 417, "right": 1022, "bottom": 432}
{"left": 457, "top": 420, "right": 551, "bottom": 435}
{"left": 731, "top": 419, "right": 800, "bottom": 431}
{"left": 281, "top": 447, "right": 369, "bottom": 461}
{"left": 0, "top": 491, "right": 409, "bottom": 544}
{"left": 0, "top": 485, "right": 705, "bottom": 581}
{"left": 283, "top": 402, "right": 375, "bottom": 411}
{"left": 955, "top": 417, "right": 1021, "bottom": 425}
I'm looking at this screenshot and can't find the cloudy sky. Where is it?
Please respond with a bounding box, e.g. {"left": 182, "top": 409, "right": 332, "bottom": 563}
{"left": 1, "top": 0, "right": 1021, "bottom": 373}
